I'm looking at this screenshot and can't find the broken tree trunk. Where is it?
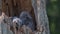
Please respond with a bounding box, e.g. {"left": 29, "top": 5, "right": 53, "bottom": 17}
{"left": 1, "top": 0, "right": 50, "bottom": 34}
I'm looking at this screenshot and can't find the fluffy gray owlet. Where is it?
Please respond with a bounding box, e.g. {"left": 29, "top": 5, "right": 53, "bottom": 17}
{"left": 20, "top": 11, "right": 35, "bottom": 31}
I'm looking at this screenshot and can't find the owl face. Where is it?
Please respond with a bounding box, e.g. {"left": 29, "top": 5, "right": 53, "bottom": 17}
{"left": 12, "top": 17, "right": 23, "bottom": 27}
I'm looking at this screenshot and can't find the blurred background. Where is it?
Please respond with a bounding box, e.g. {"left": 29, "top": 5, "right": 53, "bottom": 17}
{"left": 46, "top": 0, "right": 60, "bottom": 34}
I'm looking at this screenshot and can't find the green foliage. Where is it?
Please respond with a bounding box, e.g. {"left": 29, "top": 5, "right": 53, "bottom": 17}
{"left": 46, "top": 0, "right": 60, "bottom": 34}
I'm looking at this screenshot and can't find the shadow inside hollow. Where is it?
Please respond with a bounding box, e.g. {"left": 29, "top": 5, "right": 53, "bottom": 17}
{"left": 0, "top": 10, "right": 2, "bottom": 16}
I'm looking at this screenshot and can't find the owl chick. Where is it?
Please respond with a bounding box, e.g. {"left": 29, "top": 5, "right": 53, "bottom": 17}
{"left": 20, "top": 11, "right": 35, "bottom": 31}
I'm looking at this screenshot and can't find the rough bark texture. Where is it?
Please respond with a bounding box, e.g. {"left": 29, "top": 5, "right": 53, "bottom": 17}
{"left": 0, "top": 0, "right": 50, "bottom": 34}
{"left": 0, "top": 0, "right": 2, "bottom": 34}
{"left": 32, "top": 0, "right": 50, "bottom": 34}
{"left": 0, "top": 0, "right": 2, "bottom": 16}
{"left": 36, "top": 0, "right": 50, "bottom": 34}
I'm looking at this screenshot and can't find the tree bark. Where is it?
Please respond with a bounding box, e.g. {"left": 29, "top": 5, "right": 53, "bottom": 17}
{"left": 32, "top": 0, "right": 50, "bottom": 34}
{"left": 1, "top": 0, "right": 50, "bottom": 34}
